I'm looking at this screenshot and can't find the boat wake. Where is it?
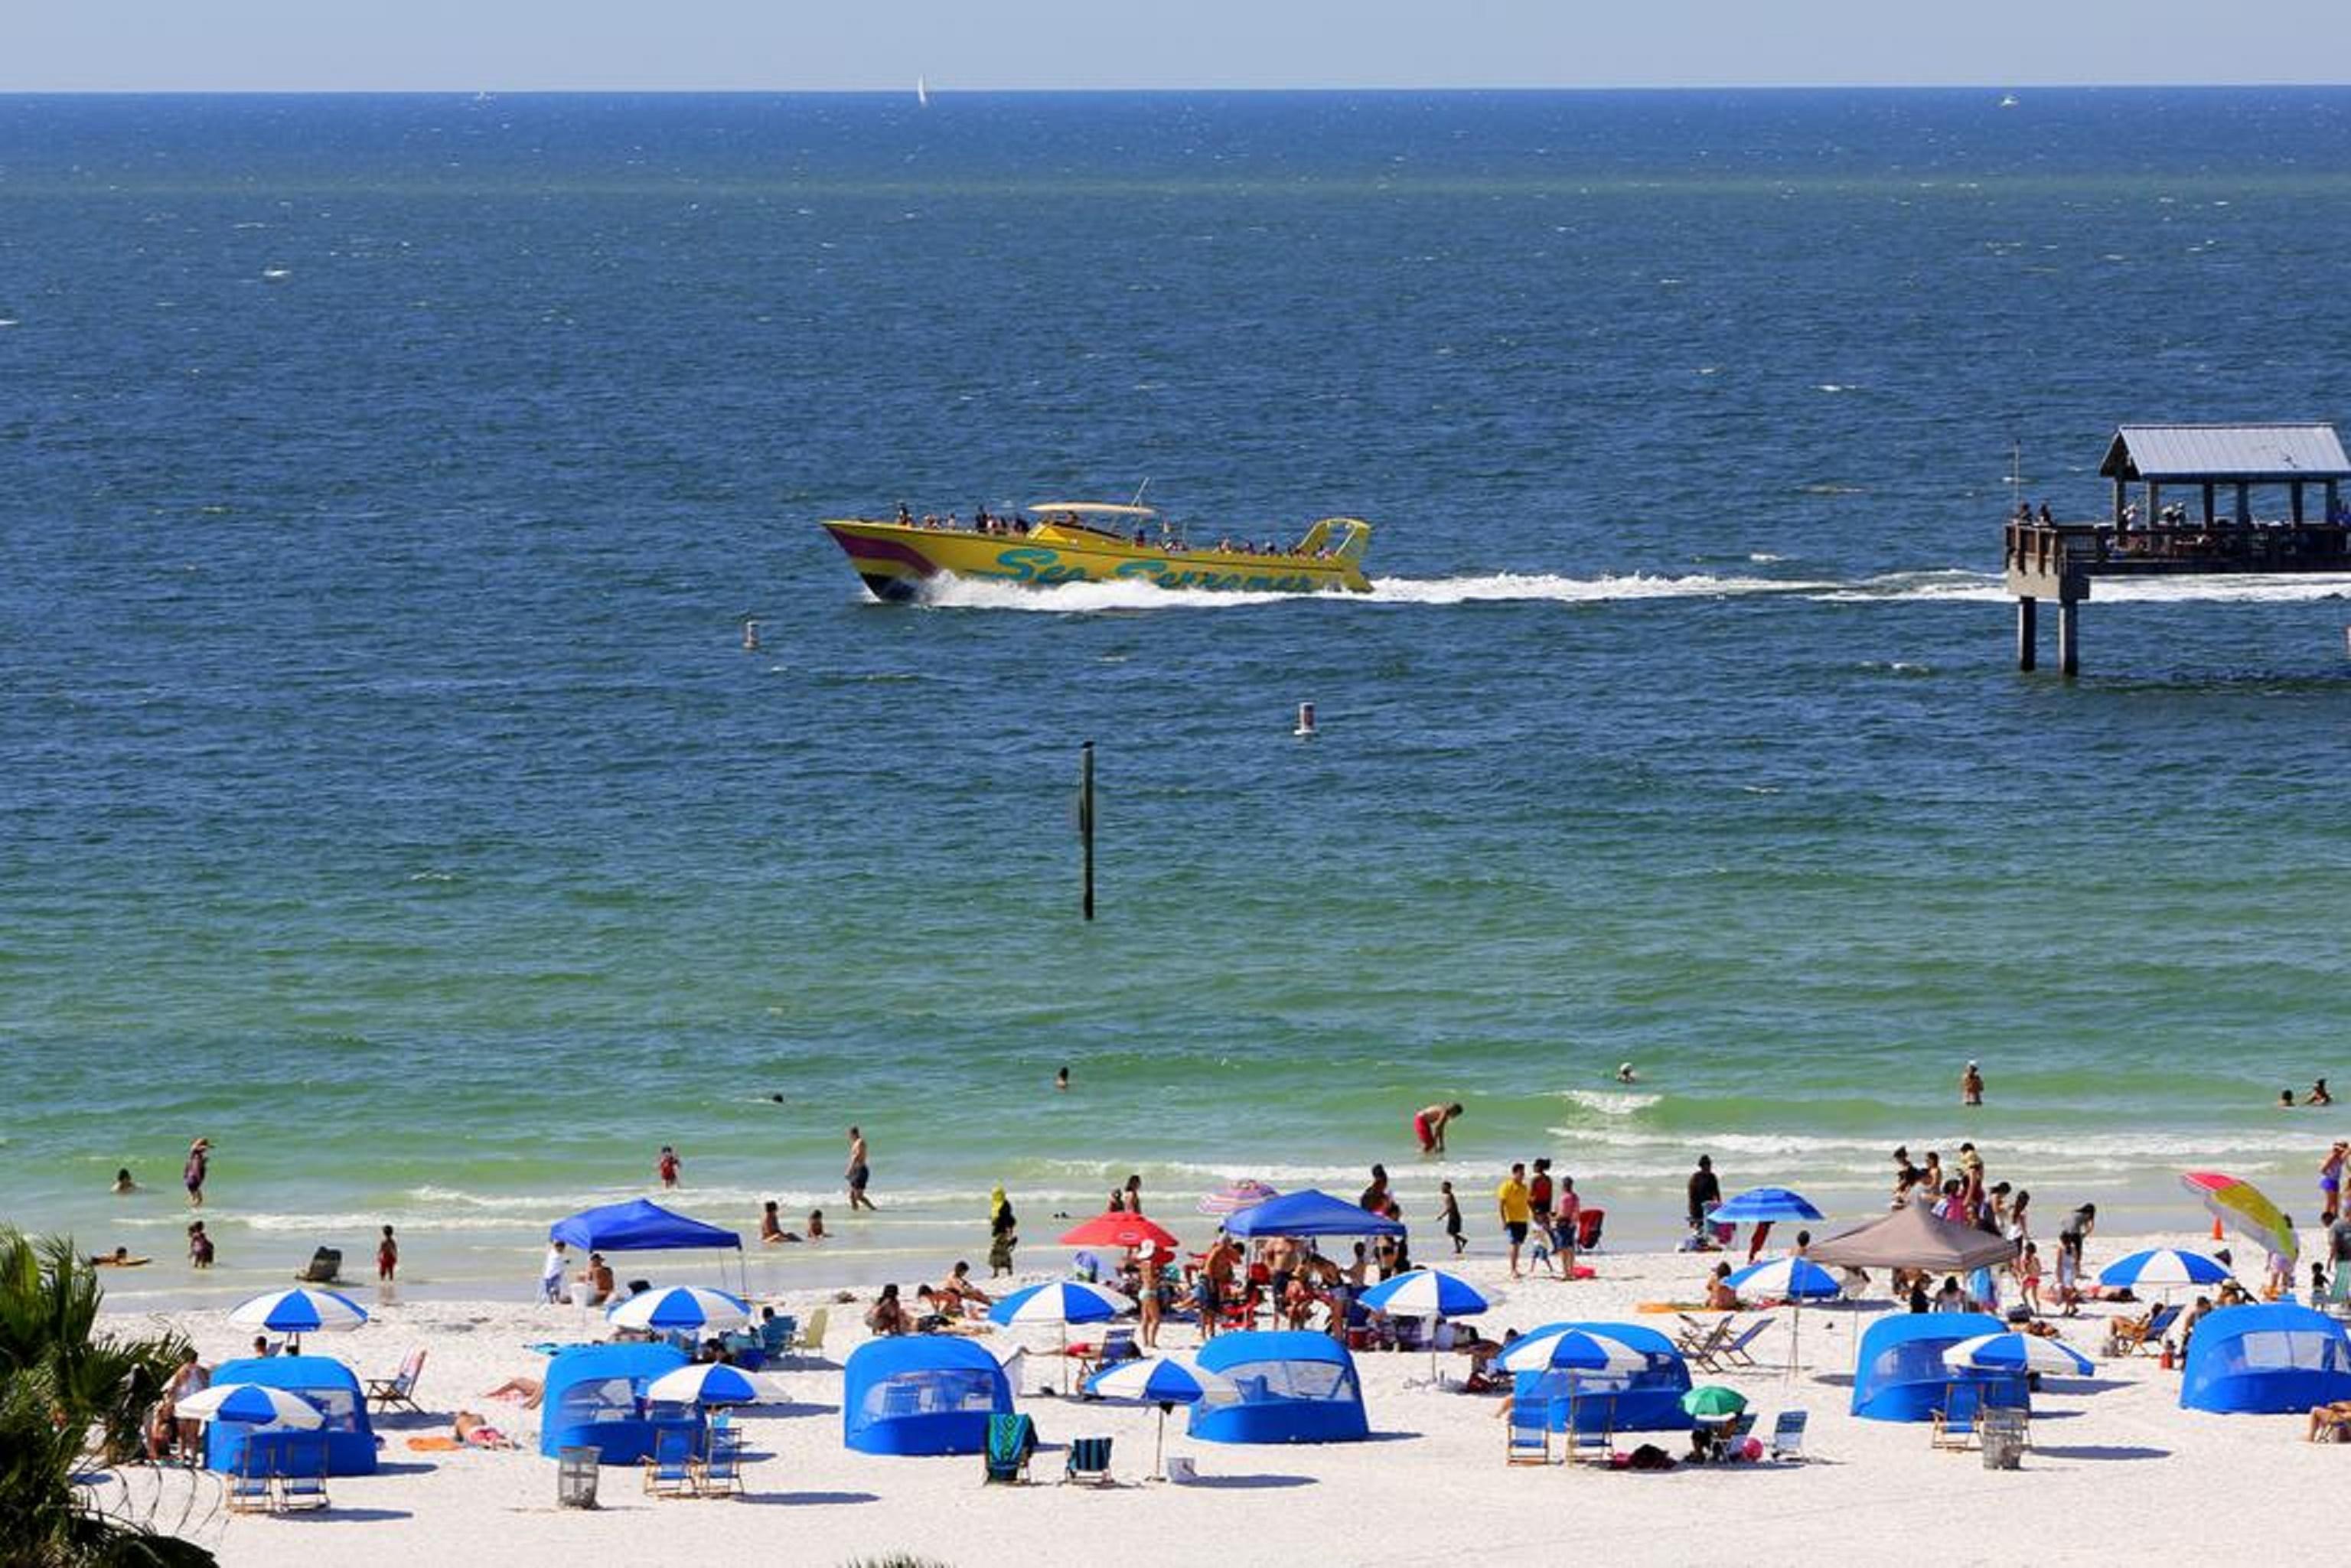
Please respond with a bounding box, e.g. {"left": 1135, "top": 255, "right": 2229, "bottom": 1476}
{"left": 913, "top": 569, "right": 1831, "bottom": 612}
{"left": 908, "top": 566, "right": 2351, "bottom": 613}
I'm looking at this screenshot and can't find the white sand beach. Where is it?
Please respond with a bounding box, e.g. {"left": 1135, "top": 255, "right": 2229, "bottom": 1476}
{"left": 95, "top": 1225, "right": 2351, "bottom": 1568}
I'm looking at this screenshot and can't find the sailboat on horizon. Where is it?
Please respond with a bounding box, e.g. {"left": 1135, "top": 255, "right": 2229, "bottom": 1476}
{"left": 917, "top": 76, "right": 930, "bottom": 108}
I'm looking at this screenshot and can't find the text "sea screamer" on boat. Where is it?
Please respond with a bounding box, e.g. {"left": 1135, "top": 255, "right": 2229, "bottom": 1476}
{"left": 823, "top": 501, "right": 1373, "bottom": 601}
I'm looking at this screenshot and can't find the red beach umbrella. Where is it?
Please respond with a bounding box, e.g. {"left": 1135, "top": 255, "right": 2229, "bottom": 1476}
{"left": 1058, "top": 1212, "right": 1182, "bottom": 1252}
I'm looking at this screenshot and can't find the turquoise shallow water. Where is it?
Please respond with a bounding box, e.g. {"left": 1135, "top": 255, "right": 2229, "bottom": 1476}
{"left": 5, "top": 89, "right": 2351, "bottom": 1306}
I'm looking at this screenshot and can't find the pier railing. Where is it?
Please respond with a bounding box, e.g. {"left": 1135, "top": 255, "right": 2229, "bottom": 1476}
{"left": 2005, "top": 520, "right": 2351, "bottom": 578}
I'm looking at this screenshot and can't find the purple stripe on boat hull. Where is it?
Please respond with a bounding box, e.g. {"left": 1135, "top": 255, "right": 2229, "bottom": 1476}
{"left": 826, "top": 527, "right": 941, "bottom": 578}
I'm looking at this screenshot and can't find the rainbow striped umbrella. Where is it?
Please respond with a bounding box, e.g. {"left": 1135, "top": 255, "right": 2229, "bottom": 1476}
{"left": 1196, "top": 1179, "right": 1280, "bottom": 1217}
{"left": 2181, "top": 1172, "right": 2298, "bottom": 1263}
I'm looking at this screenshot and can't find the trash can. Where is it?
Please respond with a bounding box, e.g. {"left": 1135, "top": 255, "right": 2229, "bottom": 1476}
{"left": 1979, "top": 1418, "right": 2024, "bottom": 1470}
{"left": 557, "top": 1446, "right": 602, "bottom": 1508}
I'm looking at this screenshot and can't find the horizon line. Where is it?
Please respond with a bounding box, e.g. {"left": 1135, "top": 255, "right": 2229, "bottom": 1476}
{"left": 5, "top": 80, "right": 2350, "bottom": 97}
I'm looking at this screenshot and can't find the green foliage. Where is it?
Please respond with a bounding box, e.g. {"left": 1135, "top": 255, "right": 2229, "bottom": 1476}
{"left": 0, "top": 1228, "right": 215, "bottom": 1567}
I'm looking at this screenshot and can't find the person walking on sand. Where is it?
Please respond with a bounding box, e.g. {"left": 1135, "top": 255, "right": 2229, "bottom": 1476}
{"left": 377, "top": 1224, "right": 399, "bottom": 1283}
{"left": 183, "top": 1139, "right": 210, "bottom": 1208}
{"left": 1961, "top": 1060, "right": 1984, "bottom": 1107}
{"left": 1496, "top": 1162, "right": 1533, "bottom": 1280}
{"left": 541, "top": 1240, "right": 568, "bottom": 1303}
{"left": 2323, "top": 1141, "right": 2348, "bottom": 1227}
{"left": 1439, "top": 1180, "right": 1466, "bottom": 1255}
{"left": 1412, "top": 1102, "right": 1463, "bottom": 1154}
{"left": 657, "top": 1145, "right": 681, "bottom": 1189}
{"left": 846, "top": 1126, "right": 876, "bottom": 1211}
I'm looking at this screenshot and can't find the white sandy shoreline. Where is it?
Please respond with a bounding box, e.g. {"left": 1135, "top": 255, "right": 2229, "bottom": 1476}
{"left": 90, "top": 1224, "right": 2351, "bottom": 1568}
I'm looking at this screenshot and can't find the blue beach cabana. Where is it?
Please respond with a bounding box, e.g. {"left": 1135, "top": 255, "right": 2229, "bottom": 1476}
{"left": 842, "top": 1337, "right": 1013, "bottom": 1456}
{"left": 550, "top": 1198, "right": 748, "bottom": 1293}
{"left": 2180, "top": 1303, "right": 2351, "bottom": 1414}
{"left": 537, "top": 1343, "right": 694, "bottom": 1462}
{"left": 204, "top": 1355, "right": 377, "bottom": 1475}
{"left": 1188, "top": 1331, "right": 1369, "bottom": 1444}
{"left": 1221, "top": 1189, "right": 1406, "bottom": 1240}
{"left": 1852, "top": 1312, "right": 2015, "bottom": 1423}
{"left": 1511, "top": 1319, "right": 1694, "bottom": 1433}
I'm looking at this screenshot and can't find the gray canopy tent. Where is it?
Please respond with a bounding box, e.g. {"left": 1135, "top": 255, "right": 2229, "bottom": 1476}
{"left": 1807, "top": 1205, "right": 2020, "bottom": 1373}
{"left": 1806, "top": 1204, "right": 2017, "bottom": 1273}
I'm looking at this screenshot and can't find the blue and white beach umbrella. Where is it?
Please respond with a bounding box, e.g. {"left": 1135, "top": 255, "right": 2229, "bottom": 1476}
{"left": 1356, "top": 1268, "right": 1492, "bottom": 1319}
{"left": 173, "top": 1382, "right": 326, "bottom": 1429}
{"left": 986, "top": 1279, "right": 1132, "bottom": 1328}
{"left": 606, "top": 1286, "right": 755, "bottom": 1332}
{"left": 1725, "top": 1256, "right": 1841, "bottom": 1301}
{"left": 2097, "top": 1248, "right": 2230, "bottom": 1291}
{"left": 227, "top": 1288, "right": 370, "bottom": 1341}
{"left": 1495, "top": 1326, "right": 1651, "bottom": 1377}
{"left": 990, "top": 1280, "right": 1133, "bottom": 1394}
{"left": 1086, "top": 1354, "right": 1241, "bottom": 1407}
{"left": 1086, "top": 1355, "right": 1241, "bottom": 1478}
{"left": 644, "top": 1362, "right": 784, "bottom": 1407}
{"left": 1942, "top": 1332, "right": 2095, "bottom": 1377}
{"left": 1707, "top": 1187, "right": 1825, "bottom": 1225}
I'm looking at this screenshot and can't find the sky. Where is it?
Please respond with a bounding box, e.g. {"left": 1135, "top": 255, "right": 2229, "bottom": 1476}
{"left": 7, "top": 1, "right": 2349, "bottom": 93}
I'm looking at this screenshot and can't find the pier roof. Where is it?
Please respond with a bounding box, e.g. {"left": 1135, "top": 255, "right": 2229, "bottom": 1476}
{"left": 2100, "top": 423, "right": 2351, "bottom": 484}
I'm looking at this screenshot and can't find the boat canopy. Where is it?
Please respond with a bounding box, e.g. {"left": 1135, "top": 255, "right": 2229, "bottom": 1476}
{"left": 1028, "top": 502, "right": 1159, "bottom": 516}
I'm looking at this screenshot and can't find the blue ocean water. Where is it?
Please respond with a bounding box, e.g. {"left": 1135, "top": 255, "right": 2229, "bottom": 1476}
{"left": 5, "top": 89, "right": 2350, "bottom": 1303}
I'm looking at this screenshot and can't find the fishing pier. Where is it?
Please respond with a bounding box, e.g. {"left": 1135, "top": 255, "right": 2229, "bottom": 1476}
{"left": 2004, "top": 423, "right": 2351, "bottom": 673}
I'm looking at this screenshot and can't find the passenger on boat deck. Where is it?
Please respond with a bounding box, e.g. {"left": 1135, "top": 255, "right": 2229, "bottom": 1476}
{"left": 896, "top": 502, "right": 912, "bottom": 524}
{"left": 974, "top": 506, "right": 990, "bottom": 531}
{"left": 1133, "top": 528, "right": 1147, "bottom": 546}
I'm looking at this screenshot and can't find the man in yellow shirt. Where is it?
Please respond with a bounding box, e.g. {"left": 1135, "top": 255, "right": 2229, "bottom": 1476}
{"left": 1495, "top": 1162, "right": 1533, "bottom": 1280}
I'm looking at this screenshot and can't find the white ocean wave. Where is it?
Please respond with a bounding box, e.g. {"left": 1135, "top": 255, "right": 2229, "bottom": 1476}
{"left": 1558, "top": 1089, "right": 1661, "bottom": 1116}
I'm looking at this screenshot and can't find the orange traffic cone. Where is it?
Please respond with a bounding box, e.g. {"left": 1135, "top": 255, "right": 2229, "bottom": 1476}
{"left": 2212, "top": 1216, "right": 2225, "bottom": 1242}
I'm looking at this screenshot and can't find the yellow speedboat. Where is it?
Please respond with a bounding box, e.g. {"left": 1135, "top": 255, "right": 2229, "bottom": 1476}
{"left": 822, "top": 502, "right": 1373, "bottom": 601}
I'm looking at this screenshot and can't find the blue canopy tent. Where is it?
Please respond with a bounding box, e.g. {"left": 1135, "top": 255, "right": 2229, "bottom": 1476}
{"left": 537, "top": 1343, "right": 694, "bottom": 1462}
{"left": 843, "top": 1336, "right": 1013, "bottom": 1456}
{"left": 1189, "top": 1331, "right": 1370, "bottom": 1444}
{"left": 1852, "top": 1312, "right": 2018, "bottom": 1423}
{"left": 205, "top": 1356, "right": 377, "bottom": 1475}
{"left": 2181, "top": 1302, "right": 2351, "bottom": 1414}
{"left": 549, "top": 1198, "right": 747, "bottom": 1294}
{"left": 1511, "top": 1320, "right": 1694, "bottom": 1433}
{"left": 1221, "top": 1189, "right": 1406, "bottom": 1240}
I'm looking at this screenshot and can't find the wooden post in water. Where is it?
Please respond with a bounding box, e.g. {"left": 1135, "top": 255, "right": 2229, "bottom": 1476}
{"left": 2058, "top": 600, "right": 2080, "bottom": 677}
{"left": 2015, "top": 596, "right": 2037, "bottom": 671}
{"left": 1078, "top": 740, "right": 1096, "bottom": 922}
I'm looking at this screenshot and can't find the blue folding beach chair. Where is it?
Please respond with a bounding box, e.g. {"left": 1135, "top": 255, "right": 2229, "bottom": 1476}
{"left": 1506, "top": 1398, "right": 1556, "bottom": 1465}
{"left": 276, "top": 1430, "right": 331, "bottom": 1511}
{"left": 643, "top": 1423, "right": 697, "bottom": 1496}
{"left": 1063, "top": 1434, "right": 1114, "bottom": 1488}
{"left": 983, "top": 1413, "right": 1037, "bottom": 1485}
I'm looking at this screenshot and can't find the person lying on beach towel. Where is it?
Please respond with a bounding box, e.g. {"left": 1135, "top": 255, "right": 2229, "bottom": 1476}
{"left": 453, "top": 1412, "right": 516, "bottom": 1449}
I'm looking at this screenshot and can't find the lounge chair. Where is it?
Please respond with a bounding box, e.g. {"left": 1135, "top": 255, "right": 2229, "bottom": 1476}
{"left": 1768, "top": 1409, "right": 1809, "bottom": 1462}
{"left": 696, "top": 1423, "right": 744, "bottom": 1498}
{"left": 295, "top": 1247, "right": 343, "bottom": 1284}
{"left": 787, "top": 1307, "right": 830, "bottom": 1367}
{"left": 1675, "top": 1315, "right": 1734, "bottom": 1371}
{"left": 2106, "top": 1302, "right": 2180, "bottom": 1357}
{"left": 983, "top": 1413, "right": 1037, "bottom": 1485}
{"left": 1717, "top": 1319, "right": 1773, "bottom": 1368}
{"left": 1707, "top": 1410, "right": 1756, "bottom": 1461}
{"left": 364, "top": 1348, "right": 427, "bottom": 1413}
{"left": 276, "top": 1431, "right": 331, "bottom": 1511}
{"left": 1506, "top": 1398, "right": 1555, "bottom": 1465}
{"left": 1072, "top": 1328, "right": 1137, "bottom": 1389}
{"left": 1930, "top": 1383, "right": 1984, "bottom": 1450}
{"left": 227, "top": 1435, "right": 280, "bottom": 1514}
{"left": 1563, "top": 1394, "right": 1616, "bottom": 1465}
{"left": 758, "top": 1315, "right": 797, "bottom": 1357}
{"left": 642, "top": 1424, "right": 698, "bottom": 1497}
{"left": 1062, "top": 1434, "right": 1114, "bottom": 1488}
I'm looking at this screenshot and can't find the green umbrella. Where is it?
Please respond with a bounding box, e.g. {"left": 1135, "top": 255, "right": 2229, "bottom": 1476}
{"left": 1681, "top": 1385, "right": 1748, "bottom": 1422}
